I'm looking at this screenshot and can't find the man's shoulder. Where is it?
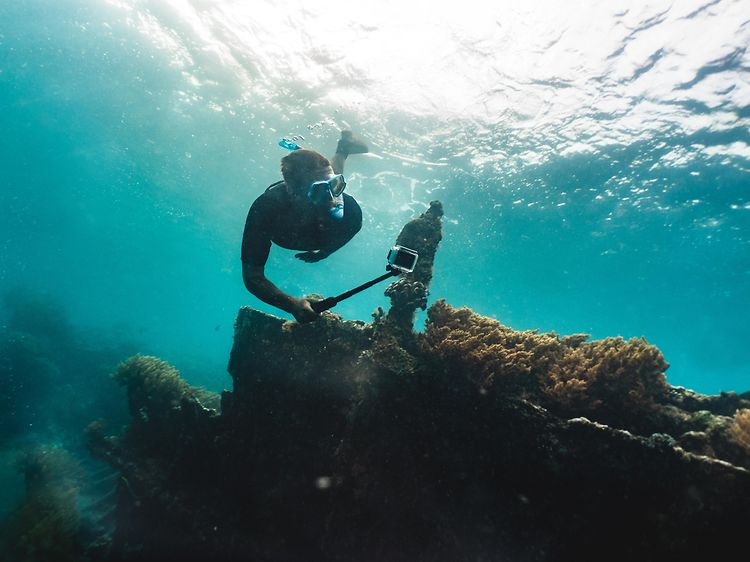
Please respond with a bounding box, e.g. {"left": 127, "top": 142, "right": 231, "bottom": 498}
{"left": 264, "top": 180, "right": 286, "bottom": 194}
{"left": 261, "top": 180, "right": 288, "bottom": 199}
{"left": 341, "top": 193, "right": 362, "bottom": 232}
{"left": 343, "top": 192, "right": 359, "bottom": 207}
{"left": 343, "top": 193, "right": 361, "bottom": 216}
{"left": 252, "top": 181, "right": 288, "bottom": 208}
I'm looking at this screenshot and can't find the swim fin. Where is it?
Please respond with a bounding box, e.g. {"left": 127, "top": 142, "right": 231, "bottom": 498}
{"left": 336, "top": 130, "right": 369, "bottom": 156}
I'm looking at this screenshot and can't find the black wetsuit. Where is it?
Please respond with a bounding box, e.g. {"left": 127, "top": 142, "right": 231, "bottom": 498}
{"left": 241, "top": 181, "right": 362, "bottom": 267}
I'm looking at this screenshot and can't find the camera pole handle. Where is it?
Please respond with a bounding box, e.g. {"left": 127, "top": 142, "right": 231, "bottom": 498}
{"left": 311, "top": 297, "right": 338, "bottom": 313}
{"left": 310, "top": 268, "right": 400, "bottom": 313}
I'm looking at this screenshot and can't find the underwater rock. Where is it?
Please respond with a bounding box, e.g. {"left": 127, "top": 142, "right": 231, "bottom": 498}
{"left": 86, "top": 204, "right": 750, "bottom": 562}
{"left": 394, "top": 200, "right": 443, "bottom": 290}
{"left": 381, "top": 200, "right": 443, "bottom": 344}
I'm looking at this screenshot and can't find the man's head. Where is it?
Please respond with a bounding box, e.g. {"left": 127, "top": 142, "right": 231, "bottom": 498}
{"left": 280, "top": 149, "right": 345, "bottom": 219}
{"left": 281, "top": 149, "right": 332, "bottom": 193}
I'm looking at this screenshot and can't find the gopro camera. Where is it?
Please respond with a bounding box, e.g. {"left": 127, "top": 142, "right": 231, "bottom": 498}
{"left": 387, "top": 245, "right": 419, "bottom": 274}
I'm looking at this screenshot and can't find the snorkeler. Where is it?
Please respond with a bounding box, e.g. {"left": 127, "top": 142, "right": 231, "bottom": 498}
{"left": 241, "top": 130, "right": 369, "bottom": 323}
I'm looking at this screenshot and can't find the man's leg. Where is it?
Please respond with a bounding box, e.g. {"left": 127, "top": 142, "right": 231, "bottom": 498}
{"left": 331, "top": 152, "right": 346, "bottom": 175}
{"left": 331, "top": 130, "right": 368, "bottom": 175}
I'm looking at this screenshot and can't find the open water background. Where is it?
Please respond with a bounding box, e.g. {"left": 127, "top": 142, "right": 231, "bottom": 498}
{"left": 1, "top": 0, "right": 749, "bottom": 407}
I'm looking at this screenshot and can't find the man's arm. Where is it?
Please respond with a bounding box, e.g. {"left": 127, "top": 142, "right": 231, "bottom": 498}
{"left": 241, "top": 195, "right": 319, "bottom": 323}
{"left": 242, "top": 262, "right": 319, "bottom": 323}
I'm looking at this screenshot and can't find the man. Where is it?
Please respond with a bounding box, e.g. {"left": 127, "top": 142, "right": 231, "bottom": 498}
{"left": 241, "top": 131, "right": 368, "bottom": 323}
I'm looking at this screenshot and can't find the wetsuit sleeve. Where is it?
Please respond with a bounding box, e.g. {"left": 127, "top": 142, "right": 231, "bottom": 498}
{"left": 320, "top": 194, "right": 362, "bottom": 257}
{"left": 241, "top": 195, "right": 274, "bottom": 266}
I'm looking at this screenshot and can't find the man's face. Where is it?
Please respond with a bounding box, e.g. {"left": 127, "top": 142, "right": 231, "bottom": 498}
{"left": 294, "top": 165, "right": 343, "bottom": 213}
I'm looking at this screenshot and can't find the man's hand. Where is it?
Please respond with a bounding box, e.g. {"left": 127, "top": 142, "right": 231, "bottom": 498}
{"left": 290, "top": 297, "right": 320, "bottom": 323}
{"left": 295, "top": 250, "right": 328, "bottom": 263}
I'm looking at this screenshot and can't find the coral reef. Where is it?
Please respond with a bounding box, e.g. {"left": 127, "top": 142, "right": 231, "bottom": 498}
{"left": 731, "top": 409, "right": 750, "bottom": 451}
{"left": 0, "top": 445, "right": 83, "bottom": 562}
{"left": 394, "top": 200, "right": 443, "bottom": 290}
{"left": 419, "top": 300, "right": 678, "bottom": 434}
{"left": 419, "top": 298, "right": 565, "bottom": 393}
{"left": 113, "top": 355, "right": 206, "bottom": 422}
{"left": 81, "top": 201, "right": 750, "bottom": 561}
{"left": 107, "top": 354, "right": 220, "bottom": 457}
{"left": 541, "top": 335, "right": 670, "bottom": 413}
{"left": 379, "top": 200, "right": 443, "bottom": 343}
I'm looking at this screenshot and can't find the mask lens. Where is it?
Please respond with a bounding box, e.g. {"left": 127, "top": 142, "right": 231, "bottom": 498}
{"left": 308, "top": 181, "right": 329, "bottom": 204}
{"left": 307, "top": 175, "right": 346, "bottom": 204}
{"left": 329, "top": 174, "right": 346, "bottom": 197}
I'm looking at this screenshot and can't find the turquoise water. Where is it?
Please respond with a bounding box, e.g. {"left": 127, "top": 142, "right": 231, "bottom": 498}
{"left": 1, "top": 0, "right": 749, "bottom": 399}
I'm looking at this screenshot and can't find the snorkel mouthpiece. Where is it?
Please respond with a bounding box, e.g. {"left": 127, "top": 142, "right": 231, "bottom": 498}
{"left": 329, "top": 202, "right": 344, "bottom": 220}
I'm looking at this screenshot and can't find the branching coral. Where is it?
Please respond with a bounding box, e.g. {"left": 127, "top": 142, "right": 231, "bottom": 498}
{"left": 543, "top": 336, "right": 671, "bottom": 415}
{"left": 419, "top": 300, "right": 671, "bottom": 424}
{"left": 113, "top": 354, "right": 192, "bottom": 420}
{"left": 113, "top": 354, "right": 219, "bottom": 422}
{"left": 419, "top": 299, "right": 570, "bottom": 393}
{"left": 729, "top": 409, "right": 750, "bottom": 453}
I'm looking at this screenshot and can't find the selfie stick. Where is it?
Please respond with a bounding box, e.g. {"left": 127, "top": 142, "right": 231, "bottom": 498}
{"left": 311, "top": 267, "right": 400, "bottom": 313}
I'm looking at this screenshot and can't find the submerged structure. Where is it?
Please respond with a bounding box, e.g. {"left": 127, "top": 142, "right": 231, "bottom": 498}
{"left": 83, "top": 200, "right": 750, "bottom": 561}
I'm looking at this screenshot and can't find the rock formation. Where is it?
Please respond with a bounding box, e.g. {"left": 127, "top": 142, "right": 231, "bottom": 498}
{"left": 87, "top": 201, "right": 750, "bottom": 562}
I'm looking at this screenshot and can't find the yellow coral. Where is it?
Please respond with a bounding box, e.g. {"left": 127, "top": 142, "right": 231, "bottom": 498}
{"left": 544, "top": 336, "right": 670, "bottom": 414}
{"left": 420, "top": 300, "right": 569, "bottom": 392}
{"left": 420, "top": 300, "right": 671, "bottom": 418}
{"left": 113, "top": 355, "right": 193, "bottom": 418}
{"left": 730, "top": 409, "right": 750, "bottom": 452}
{"left": 113, "top": 355, "right": 220, "bottom": 419}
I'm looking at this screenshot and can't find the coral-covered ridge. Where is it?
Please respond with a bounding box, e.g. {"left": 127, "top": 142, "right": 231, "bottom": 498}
{"left": 85, "top": 202, "right": 750, "bottom": 561}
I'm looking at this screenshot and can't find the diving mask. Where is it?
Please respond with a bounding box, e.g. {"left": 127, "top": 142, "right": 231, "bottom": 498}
{"left": 307, "top": 174, "right": 347, "bottom": 205}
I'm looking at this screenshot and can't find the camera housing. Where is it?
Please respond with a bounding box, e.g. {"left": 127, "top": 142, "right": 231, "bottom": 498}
{"left": 387, "top": 245, "right": 419, "bottom": 274}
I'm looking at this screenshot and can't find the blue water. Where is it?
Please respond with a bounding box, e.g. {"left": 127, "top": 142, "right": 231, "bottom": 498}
{"left": 1, "top": 0, "right": 749, "bottom": 405}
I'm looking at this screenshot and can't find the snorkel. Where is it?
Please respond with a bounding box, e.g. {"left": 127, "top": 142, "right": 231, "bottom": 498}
{"left": 278, "top": 137, "right": 303, "bottom": 151}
